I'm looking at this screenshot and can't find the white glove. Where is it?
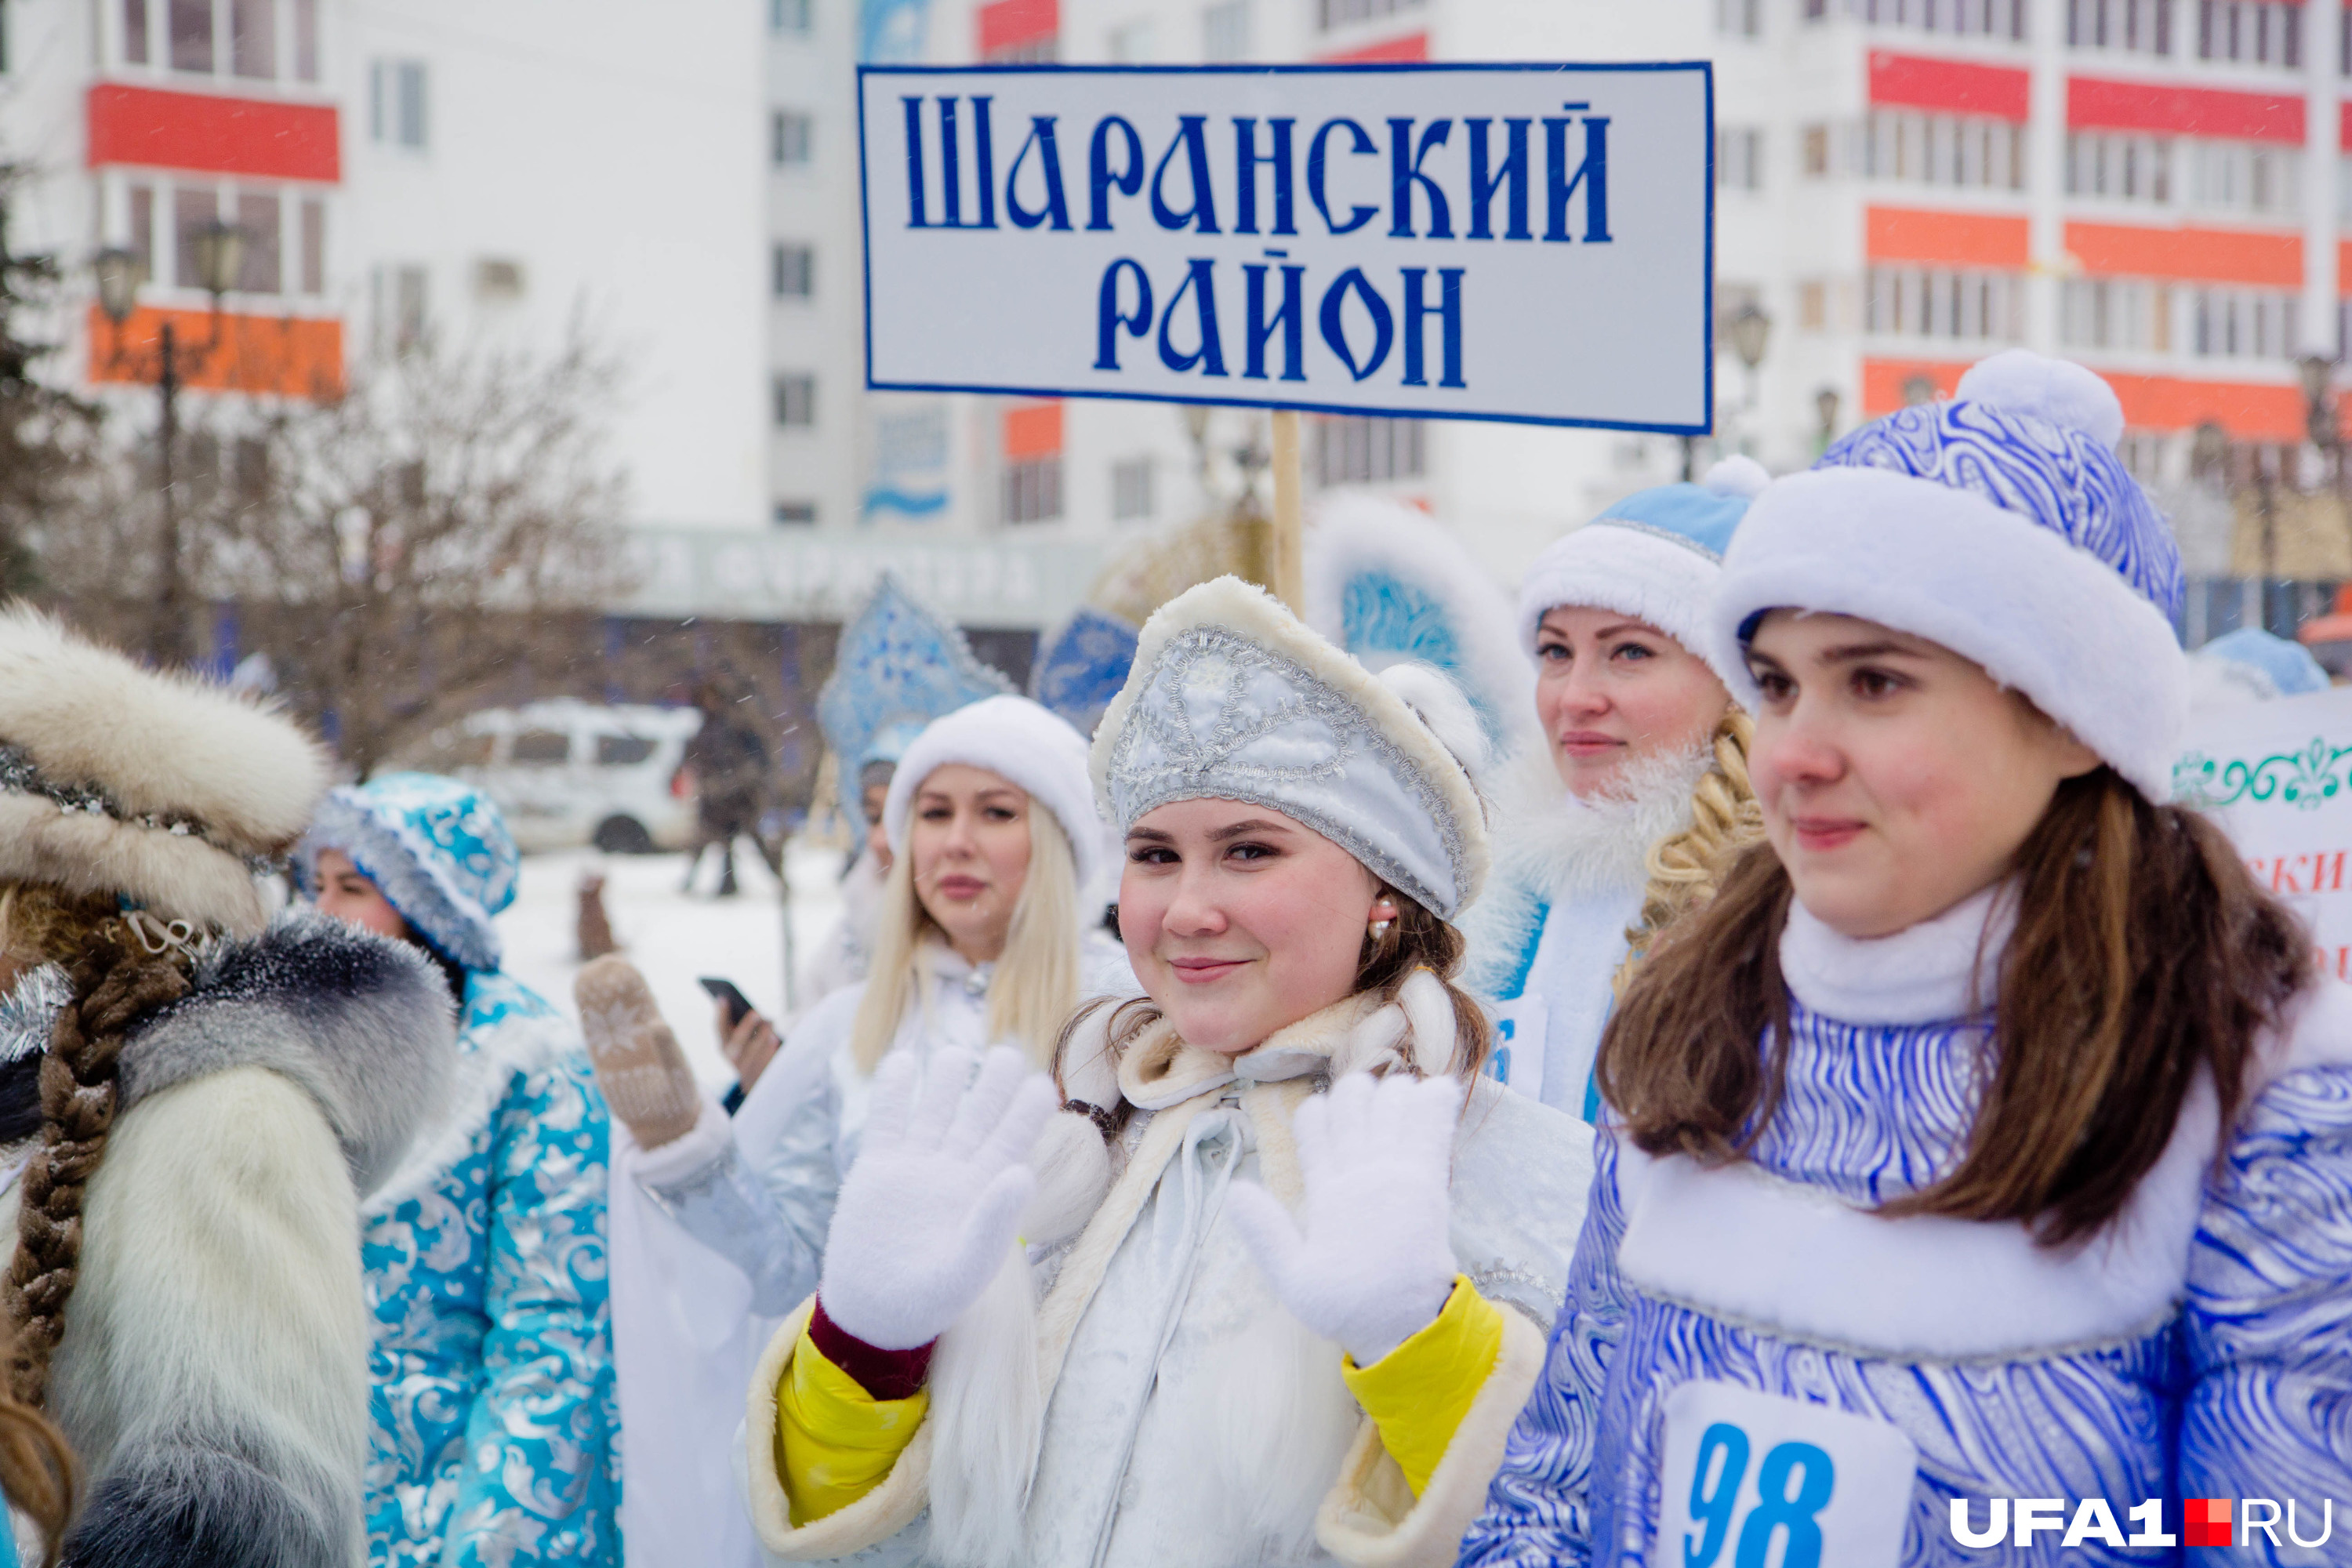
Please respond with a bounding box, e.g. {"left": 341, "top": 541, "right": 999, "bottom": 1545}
{"left": 818, "top": 1044, "right": 1058, "bottom": 1351}
{"left": 1227, "top": 1071, "right": 1465, "bottom": 1366}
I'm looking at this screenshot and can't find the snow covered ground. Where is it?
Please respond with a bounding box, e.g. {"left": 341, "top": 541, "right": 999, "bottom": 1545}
{"left": 497, "top": 840, "right": 848, "bottom": 1090}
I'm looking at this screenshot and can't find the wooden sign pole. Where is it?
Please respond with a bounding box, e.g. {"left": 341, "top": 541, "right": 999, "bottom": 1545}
{"left": 1271, "top": 408, "right": 1305, "bottom": 614}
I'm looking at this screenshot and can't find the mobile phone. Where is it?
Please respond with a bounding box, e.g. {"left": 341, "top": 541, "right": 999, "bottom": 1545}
{"left": 698, "top": 976, "right": 754, "bottom": 1029}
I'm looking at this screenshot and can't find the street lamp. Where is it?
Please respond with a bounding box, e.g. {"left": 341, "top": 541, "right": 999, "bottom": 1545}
{"left": 1814, "top": 387, "right": 1841, "bottom": 453}
{"left": 91, "top": 222, "right": 244, "bottom": 667}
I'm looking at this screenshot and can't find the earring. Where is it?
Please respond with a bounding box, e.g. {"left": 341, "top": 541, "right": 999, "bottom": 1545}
{"left": 1368, "top": 905, "right": 1396, "bottom": 939}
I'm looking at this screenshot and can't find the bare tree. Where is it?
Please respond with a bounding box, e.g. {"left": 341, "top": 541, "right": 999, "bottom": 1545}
{"left": 0, "top": 165, "right": 106, "bottom": 597}
{"left": 46, "top": 334, "right": 632, "bottom": 775}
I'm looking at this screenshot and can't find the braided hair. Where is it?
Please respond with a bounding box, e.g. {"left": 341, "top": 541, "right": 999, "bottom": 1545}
{"left": 0, "top": 886, "right": 194, "bottom": 1412}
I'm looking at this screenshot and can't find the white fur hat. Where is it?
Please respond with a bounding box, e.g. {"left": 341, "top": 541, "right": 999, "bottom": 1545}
{"left": 1709, "top": 350, "right": 2188, "bottom": 800}
{"left": 0, "top": 607, "right": 330, "bottom": 936}
{"left": 1515, "top": 456, "right": 1767, "bottom": 684}
{"left": 882, "top": 695, "right": 1110, "bottom": 891}
{"left": 1091, "top": 576, "right": 1489, "bottom": 920}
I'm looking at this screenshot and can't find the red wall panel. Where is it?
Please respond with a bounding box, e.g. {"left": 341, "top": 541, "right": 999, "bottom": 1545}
{"left": 1867, "top": 51, "right": 2031, "bottom": 120}
{"left": 87, "top": 83, "right": 339, "bottom": 183}
{"left": 2067, "top": 74, "right": 2303, "bottom": 143}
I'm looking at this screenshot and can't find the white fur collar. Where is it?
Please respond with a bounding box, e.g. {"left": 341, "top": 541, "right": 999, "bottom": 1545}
{"left": 1485, "top": 739, "right": 1707, "bottom": 903}
{"left": 1779, "top": 883, "right": 2015, "bottom": 1026}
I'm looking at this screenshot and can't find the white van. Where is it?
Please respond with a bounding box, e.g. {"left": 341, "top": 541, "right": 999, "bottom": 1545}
{"left": 397, "top": 699, "right": 705, "bottom": 854}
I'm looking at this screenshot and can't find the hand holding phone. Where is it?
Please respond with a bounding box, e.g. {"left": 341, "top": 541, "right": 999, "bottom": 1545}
{"left": 698, "top": 975, "right": 753, "bottom": 1029}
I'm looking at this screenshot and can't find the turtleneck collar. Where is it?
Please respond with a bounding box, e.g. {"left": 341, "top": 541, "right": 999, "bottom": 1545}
{"left": 1116, "top": 968, "right": 1463, "bottom": 1111}
{"left": 1778, "top": 881, "right": 2014, "bottom": 1026}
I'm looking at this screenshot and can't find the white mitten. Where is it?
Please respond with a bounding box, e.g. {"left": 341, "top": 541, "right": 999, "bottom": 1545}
{"left": 818, "top": 1044, "right": 1058, "bottom": 1351}
{"left": 1227, "top": 1070, "right": 1465, "bottom": 1366}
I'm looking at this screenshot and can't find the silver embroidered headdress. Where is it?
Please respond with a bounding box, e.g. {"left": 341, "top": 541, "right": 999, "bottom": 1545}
{"left": 1091, "top": 576, "right": 1488, "bottom": 920}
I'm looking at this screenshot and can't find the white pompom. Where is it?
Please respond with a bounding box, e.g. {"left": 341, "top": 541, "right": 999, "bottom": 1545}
{"left": 1954, "top": 349, "right": 2125, "bottom": 450}
{"left": 1377, "top": 662, "right": 1490, "bottom": 785}
{"left": 1700, "top": 454, "right": 1769, "bottom": 499}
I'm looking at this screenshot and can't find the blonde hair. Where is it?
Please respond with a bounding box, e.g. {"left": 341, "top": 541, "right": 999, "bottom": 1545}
{"left": 848, "top": 797, "right": 1082, "bottom": 1075}
{"left": 1610, "top": 709, "right": 1766, "bottom": 998}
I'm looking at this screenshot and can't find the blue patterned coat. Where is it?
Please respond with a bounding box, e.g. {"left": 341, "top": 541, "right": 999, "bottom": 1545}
{"left": 1461, "top": 892, "right": 2352, "bottom": 1567}
{"left": 362, "top": 971, "right": 622, "bottom": 1568}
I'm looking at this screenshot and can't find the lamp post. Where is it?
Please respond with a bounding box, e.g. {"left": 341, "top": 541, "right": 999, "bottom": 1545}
{"left": 1813, "top": 387, "right": 1841, "bottom": 455}
{"left": 1726, "top": 302, "right": 1772, "bottom": 458}
{"left": 92, "top": 222, "right": 243, "bottom": 666}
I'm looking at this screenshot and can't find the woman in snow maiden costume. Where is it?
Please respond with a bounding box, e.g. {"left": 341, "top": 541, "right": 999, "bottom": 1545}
{"left": 303, "top": 775, "right": 619, "bottom": 1567}
{"left": 1461, "top": 350, "right": 2352, "bottom": 1566}
{"left": 0, "top": 608, "right": 454, "bottom": 1566}
{"left": 736, "top": 577, "right": 1594, "bottom": 1568}
{"left": 1460, "top": 460, "right": 1766, "bottom": 1116}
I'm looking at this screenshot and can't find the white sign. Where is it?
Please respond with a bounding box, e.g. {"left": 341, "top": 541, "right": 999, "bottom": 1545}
{"left": 2176, "top": 684, "right": 2352, "bottom": 981}
{"left": 857, "top": 64, "right": 1714, "bottom": 432}
{"left": 1657, "top": 1381, "right": 1920, "bottom": 1568}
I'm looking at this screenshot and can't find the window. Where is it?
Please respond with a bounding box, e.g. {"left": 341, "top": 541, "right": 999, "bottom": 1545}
{"left": 371, "top": 60, "right": 428, "bottom": 148}
{"left": 773, "top": 500, "right": 818, "bottom": 526}
{"left": 1849, "top": 0, "right": 2027, "bottom": 36}
{"left": 1112, "top": 456, "right": 1154, "bottom": 520}
{"left": 774, "top": 373, "right": 816, "bottom": 428}
{"left": 2193, "top": 288, "right": 2301, "bottom": 358}
{"left": 1716, "top": 0, "right": 1761, "bottom": 35}
{"left": 1802, "top": 125, "right": 1832, "bottom": 176}
{"left": 230, "top": 0, "right": 271, "bottom": 77}
{"left": 2198, "top": 0, "right": 2299, "bottom": 64}
{"left": 172, "top": 186, "right": 219, "bottom": 292}
{"left": 394, "top": 265, "right": 427, "bottom": 350}
{"left": 170, "top": 0, "right": 212, "bottom": 71}
{"left": 773, "top": 242, "right": 814, "bottom": 299}
{"left": 1717, "top": 128, "right": 1764, "bottom": 191}
{"left": 771, "top": 0, "right": 811, "bottom": 32}
{"left": 2189, "top": 140, "right": 2300, "bottom": 218}
{"left": 2060, "top": 278, "right": 2172, "bottom": 350}
{"left": 1318, "top": 0, "right": 1421, "bottom": 27}
{"left": 510, "top": 731, "right": 570, "bottom": 765}
{"left": 2069, "top": 0, "right": 2172, "bottom": 50}
{"left": 773, "top": 111, "right": 814, "bottom": 166}
{"left": 235, "top": 191, "right": 280, "bottom": 293}
{"left": 1864, "top": 267, "right": 2024, "bottom": 342}
{"left": 292, "top": 0, "right": 315, "bottom": 79}
{"left": 1203, "top": 0, "right": 1248, "bottom": 60}
{"left": 1862, "top": 110, "right": 2026, "bottom": 190}
{"left": 1312, "top": 416, "right": 1425, "bottom": 485}
{"left": 1109, "top": 19, "right": 1155, "bottom": 58}
{"left": 124, "top": 0, "right": 150, "bottom": 64}
{"left": 1002, "top": 457, "right": 1062, "bottom": 523}
{"left": 2066, "top": 131, "right": 2173, "bottom": 203}
{"left": 1798, "top": 280, "right": 1829, "bottom": 332}
{"left": 299, "top": 198, "right": 323, "bottom": 293}
{"left": 1804, "top": 0, "right": 1831, "bottom": 16}
{"left": 596, "top": 735, "right": 656, "bottom": 766}
{"left": 128, "top": 183, "right": 155, "bottom": 280}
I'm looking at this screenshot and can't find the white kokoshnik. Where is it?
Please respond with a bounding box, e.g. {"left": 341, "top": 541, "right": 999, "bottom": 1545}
{"left": 1091, "top": 575, "right": 1488, "bottom": 920}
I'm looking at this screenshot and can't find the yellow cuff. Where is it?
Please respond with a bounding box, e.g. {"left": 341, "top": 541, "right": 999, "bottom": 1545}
{"left": 1338, "top": 1276, "right": 1505, "bottom": 1497}
{"left": 775, "top": 1327, "right": 930, "bottom": 1526}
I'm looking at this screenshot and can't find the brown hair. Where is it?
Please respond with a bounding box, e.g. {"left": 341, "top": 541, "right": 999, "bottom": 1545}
{"left": 1610, "top": 709, "right": 1766, "bottom": 999}
{"left": 1055, "top": 887, "right": 1489, "bottom": 1126}
{"left": 0, "top": 885, "right": 195, "bottom": 1409}
{"left": 0, "top": 1354, "right": 78, "bottom": 1566}
{"left": 1596, "top": 766, "right": 2311, "bottom": 1245}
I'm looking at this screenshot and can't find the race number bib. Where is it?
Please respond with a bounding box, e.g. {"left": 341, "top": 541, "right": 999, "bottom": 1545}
{"left": 1487, "top": 994, "right": 1548, "bottom": 1102}
{"left": 1659, "top": 1381, "right": 1918, "bottom": 1568}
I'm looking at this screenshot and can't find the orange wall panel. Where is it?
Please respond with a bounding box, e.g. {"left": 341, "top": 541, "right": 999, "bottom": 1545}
{"left": 2065, "top": 221, "right": 2301, "bottom": 286}
{"left": 2099, "top": 372, "right": 2305, "bottom": 440}
{"left": 1864, "top": 207, "right": 2030, "bottom": 269}
{"left": 87, "top": 83, "right": 339, "bottom": 183}
{"left": 1003, "top": 400, "right": 1063, "bottom": 459}
{"left": 86, "top": 304, "right": 343, "bottom": 400}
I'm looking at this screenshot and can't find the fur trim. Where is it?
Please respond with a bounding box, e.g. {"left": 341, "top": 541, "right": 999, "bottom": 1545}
{"left": 119, "top": 910, "right": 458, "bottom": 1200}
{"left": 1711, "top": 466, "right": 2190, "bottom": 800}
{"left": 1376, "top": 664, "right": 1493, "bottom": 790}
{"left": 1613, "top": 1073, "right": 2219, "bottom": 1362}
{"left": 1315, "top": 1305, "right": 1548, "bottom": 1568}
{"left": 1778, "top": 881, "right": 2013, "bottom": 1027}
{"left": 743, "top": 1298, "right": 938, "bottom": 1560}
{"left": 49, "top": 1065, "right": 370, "bottom": 1568}
{"left": 1484, "top": 741, "right": 1706, "bottom": 903}
{"left": 1092, "top": 575, "right": 1490, "bottom": 917}
{"left": 925, "top": 1250, "right": 1044, "bottom": 1568}
{"left": 1303, "top": 495, "right": 1537, "bottom": 758}
{"left": 298, "top": 789, "right": 503, "bottom": 971}
{"left": 359, "top": 978, "right": 569, "bottom": 1217}
{"left": 0, "top": 607, "right": 328, "bottom": 935}
{"left": 0, "top": 794, "right": 272, "bottom": 938}
{"left": 1515, "top": 523, "right": 1731, "bottom": 681}
{"left": 883, "top": 694, "right": 1110, "bottom": 892}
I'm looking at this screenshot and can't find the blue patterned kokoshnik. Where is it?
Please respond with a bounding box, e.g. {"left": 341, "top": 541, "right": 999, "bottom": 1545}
{"left": 816, "top": 571, "right": 1012, "bottom": 818}
{"left": 1340, "top": 567, "right": 1515, "bottom": 753}
{"left": 1030, "top": 606, "right": 1138, "bottom": 740}
{"left": 1818, "top": 396, "right": 2184, "bottom": 619}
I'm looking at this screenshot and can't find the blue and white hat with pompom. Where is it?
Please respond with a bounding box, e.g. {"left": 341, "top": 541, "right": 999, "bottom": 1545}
{"left": 1515, "top": 455, "right": 1769, "bottom": 684}
{"left": 1709, "top": 349, "right": 2188, "bottom": 800}
{"left": 298, "top": 771, "right": 520, "bottom": 971}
